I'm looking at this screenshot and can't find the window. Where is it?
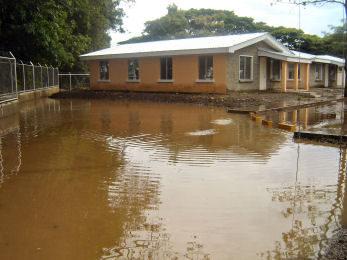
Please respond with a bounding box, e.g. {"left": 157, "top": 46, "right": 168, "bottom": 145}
{"left": 271, "top": 60, "right": 281, "bottom": 80}
{"left": 315, "top": 63, "right": 322, "bottom": 80}
{"left": 288, "top": 63, "right": 294, "bottom": 80}
{"left": 199, "top": 56, "right": 213, "bottom": 80}
{"left": 99, "top": 61, "right": 109, "bottom": 81}
{"left": 288, "top": 63, "right": 300, "bottom": 80}
{"left": 329, "top": 65, "right": 336, "bottom": 81}
{"left": 160, "top": 57, "right": 172, "bottom": 80}
{"left": 128, "top": 59, "right": 139, "bottom": 80}
{"left": 239, "top": 56, "right": 253, "bottom": 80}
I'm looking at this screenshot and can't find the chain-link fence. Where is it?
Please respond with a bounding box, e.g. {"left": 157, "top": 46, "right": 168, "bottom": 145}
{"left": 17, "top": 62, "right": 58, "bottom": 92}
{"left": 0, "top": 52, "right": 17, "bottom": 103}
{"left": 0, "top": 51, "right": 59, "bottom": 104}
{"left": 59, "top": 73, "right": 90, "bottom": 91}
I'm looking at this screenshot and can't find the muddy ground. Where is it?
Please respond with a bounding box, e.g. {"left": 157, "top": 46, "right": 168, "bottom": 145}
{"left": 51, "top": 88, "right": 346, "bottom": 259}
{"left": 51, "top": 89, "right": 306, "bottom": 109}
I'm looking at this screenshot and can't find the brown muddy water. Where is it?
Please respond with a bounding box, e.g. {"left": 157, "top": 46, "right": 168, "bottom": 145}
{"left": 0, "top": 98, "right": 346, "bottom": 260}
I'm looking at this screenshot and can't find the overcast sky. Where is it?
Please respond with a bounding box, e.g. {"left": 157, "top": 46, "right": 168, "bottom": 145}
{"left": 110, "top": 0, "right": 344, "bottom": 46}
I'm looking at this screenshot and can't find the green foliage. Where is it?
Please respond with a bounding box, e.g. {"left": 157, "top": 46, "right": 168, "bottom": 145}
{"left": 0, "top": 0, "right": 128, "bottom": 72}
{"left": 323, "top": 23, "right": 346, "bottom": 58}
{"left": 120, "top": 4, "right": 343, "bottom": 59}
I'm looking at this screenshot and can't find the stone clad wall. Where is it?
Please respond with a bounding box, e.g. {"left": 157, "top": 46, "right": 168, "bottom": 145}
{"left": 226, "top": 42, "right": 277, "bottom": 91}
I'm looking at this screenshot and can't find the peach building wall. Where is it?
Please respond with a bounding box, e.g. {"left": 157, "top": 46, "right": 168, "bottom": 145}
{"left": 89, "top": 54, "right": 227, "bottom": 94}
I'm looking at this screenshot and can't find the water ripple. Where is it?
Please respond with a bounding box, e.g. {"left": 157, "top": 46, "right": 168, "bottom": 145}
{"left": 185, "top": 129, "right": 217, "bottom": 136}
{"left": 210, "top": 118, "right": 233, "bottom": 125}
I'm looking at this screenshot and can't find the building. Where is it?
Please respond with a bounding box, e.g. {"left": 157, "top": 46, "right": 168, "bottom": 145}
{"left": 80, "top": 32, "right": 345, "bottom": 94}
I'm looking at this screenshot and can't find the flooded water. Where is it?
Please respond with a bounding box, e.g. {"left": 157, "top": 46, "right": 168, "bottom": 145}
{"left": 263, "top": 101, "right": 347, "bottom": 135}
{"left": 0, "top": 98, "right": 346, "bottom": 260}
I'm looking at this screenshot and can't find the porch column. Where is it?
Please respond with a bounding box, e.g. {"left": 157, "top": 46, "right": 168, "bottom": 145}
{"left": 304, "top": 63, "right": 310, "bottom": 90}
{"left": 324, "top": 64, "right": 329, "bottom": 87}
{"left": 292, "top": 110, "right": 297, "bottom": 125}
{"left": 302, "top": 108, "right": 308, "bottom": 130}
{"left": 294, "top": 63, "right": 299, "bottom": 91}
{"left": 279, "top": 111, "right": 286, "bottom": 123}
{"left": 281, "top": 61, "right": 287, "bottom": 92}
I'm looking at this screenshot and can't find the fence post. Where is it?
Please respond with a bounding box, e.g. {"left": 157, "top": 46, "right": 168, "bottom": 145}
{"left": 20, "top": 60, "right": 25, "bottom": 92}
{"left": 57, "top": 68, "right": 59, "bottom": 87}
{"left": 45, "top": 64, "right": 49, "bottom": 88}
{"left": 9, "top": 52, "right": 18, "bottom": 99}
{"left": 69, "top": 72, "right": 72, "bottom": 92}
{"left": 50, "top": 66, "right": 54, "bottom": 87}
{"left": 9, "top": 58, "right": 13, "bottom": 94}
{"left": 30, "top": 61, "right": 35, "bottom": 90}
{"left": 38, "top": 63, "right": 43, "bottom": 89}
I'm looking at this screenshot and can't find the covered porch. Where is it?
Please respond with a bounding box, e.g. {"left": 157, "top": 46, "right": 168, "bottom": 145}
{"left": 258, "top": 49, "right": 311, "bottom": 92}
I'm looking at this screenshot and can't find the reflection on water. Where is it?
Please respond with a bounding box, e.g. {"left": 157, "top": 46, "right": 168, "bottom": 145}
{"left": 185, "top": 129, "right": 217, "bottom": 136}
{"left": 0, "top": 98, "right": 346, "bottom": 259}
{"left": 264, "top": 101, "right": 347, "bottom": 135}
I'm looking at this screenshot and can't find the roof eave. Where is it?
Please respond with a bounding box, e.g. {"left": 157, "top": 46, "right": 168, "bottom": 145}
{"left": 258, "top": 49, "right": 311, "bottom": 63}
{"left": 80, "top": 47, "right": 231, "bottom": 60}
{"left": 230, "top": 33, "right": 292, "bottom": 55}
{"left": 312, "top": 58, "right": 345, "bottom": 67}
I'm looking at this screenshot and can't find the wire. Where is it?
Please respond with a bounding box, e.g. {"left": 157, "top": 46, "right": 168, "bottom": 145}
{"left": 339, "top": 3, "right": 346, "bottom": 150}
{"left": 297, "top": 0, "right": 302, "bottom": 134}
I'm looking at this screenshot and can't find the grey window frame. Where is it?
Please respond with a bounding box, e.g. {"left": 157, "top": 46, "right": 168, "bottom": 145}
{"left": 239, "top": 55, "right": 253, "bottom": 81}
{"left": 160, "top": 57, "right": 173, "bottom": 80}
{"left": 315, "top": 63, "right": 323, "bottom": 81}
{"left": 128, "top": 59, "right": 139, "bottom": 80}
{"left": 99, "top": 61, "right": 109, "bottom": 81}
{"left": 288, "top": 63, "right": 300, "bottom": 80}
{"left": 198, "top": 56, "right": 213, "bottom": 80}
{"left": 271, "top": 60, "right": 281, "bottom": 80}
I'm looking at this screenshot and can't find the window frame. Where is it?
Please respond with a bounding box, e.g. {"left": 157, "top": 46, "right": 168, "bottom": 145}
{"left": 239, "top": 55, "right": 253, "bottom": 81}
{"left": 288, "top": 63, "right": 300, "bottom": 80}
{"left": 329, "top": 65, "right": 336, "bottom": 81}
{"left": 315, "top": 63, "right": 323, "bottom": 81}
{"left": 197, "top": 56, "right": 214, "bottom": 82}
{"left": 99, "top": 61, "right": 109, "bottom": 81}
{"left": 127, "top": 59, "right": 139, "bottom": 81}
{"left": 159, "top": 57, "right": 173, "bottom": 82}
{"left": 271, "top": 60, "right": 281, "bottom": 81}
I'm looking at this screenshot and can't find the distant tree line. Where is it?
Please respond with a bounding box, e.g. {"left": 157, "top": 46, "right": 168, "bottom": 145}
{"left": 0, "top": 0, "right": 131, "bottom": 72}
{"left": 0, "top": 2, "right": 344, "bottom": 73}
{"left": 120, "top": 4, "right": 345, "bottom": 59}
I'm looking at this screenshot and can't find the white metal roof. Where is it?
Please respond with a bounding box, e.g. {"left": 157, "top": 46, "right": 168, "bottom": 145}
{"left": 259, "top": 50, "right": 345, "bottom": 66}
{"left": 80, "top": 32, "right": 291, "bottom": 60}
{"left": 258, "top": 49, "right": 312, "bottom": 63}
{"left": 314, "top": 55, "right": 345, "bottom": 66}
{"left": 292, "top": 51, "right": 344, "bottom": 66}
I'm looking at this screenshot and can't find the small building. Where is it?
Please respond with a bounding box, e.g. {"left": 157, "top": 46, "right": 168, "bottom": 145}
{"left": 80, "top": 32, "right": 345, "bottom": 94}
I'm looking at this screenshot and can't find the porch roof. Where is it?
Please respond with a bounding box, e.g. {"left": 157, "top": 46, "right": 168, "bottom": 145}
{"left": 258, "top": 49, "right": 311, "bottom": 63}
{"left": 312, "top": 55, "right": 345, "bottom": 67}
{"left": 259, "top": 49, "right": 345, "bottom": 67}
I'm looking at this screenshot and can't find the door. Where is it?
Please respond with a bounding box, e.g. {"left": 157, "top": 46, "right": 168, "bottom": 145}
{"left": 259, "top": 57, "right": 266, "bottom": 90}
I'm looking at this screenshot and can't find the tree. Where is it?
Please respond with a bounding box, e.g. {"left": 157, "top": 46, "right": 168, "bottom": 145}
{"left": 143, "top": 4, "right": 189, "bottom": 41}
{"left": 0, "top": 0, "right": 131, "bottom": 72}
{"left": 323, "top": 23, "right": 346, "bottom": 58}
{"left": 269, "top": 26, "right": 327, "bottom": 54}
{"left": 120, "top": 5, "right": 261, "bottom": 44}
{"left": 120, "top": 4, "right": 329, "bottom": 59}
